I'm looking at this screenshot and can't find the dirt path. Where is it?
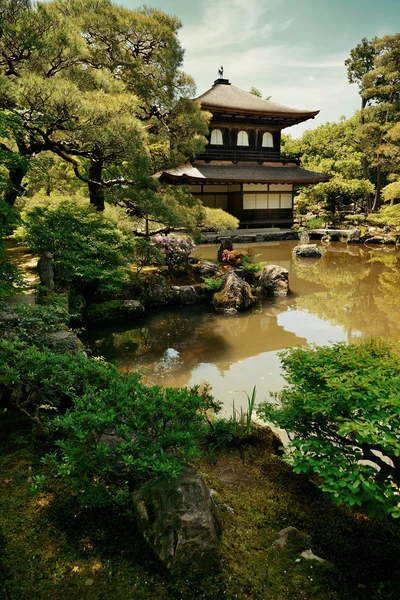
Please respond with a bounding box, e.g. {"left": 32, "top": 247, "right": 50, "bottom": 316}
{"left": 5, "top": 237, "right": 39, "bottom": 305}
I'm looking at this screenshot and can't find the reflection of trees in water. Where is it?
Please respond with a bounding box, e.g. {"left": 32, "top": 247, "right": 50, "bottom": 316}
{"left": 295, "top": 246, "right": 400, "bottom": 341}
{"left": 89, "top": 299, "right": 307, "bottom": 381}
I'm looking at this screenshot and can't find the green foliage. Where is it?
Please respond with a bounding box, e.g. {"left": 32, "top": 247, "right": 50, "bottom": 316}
{"left": 18, "top": 201, "right": 133, "bottom": 297}
{"left": 200, "top": 207, "right": 239, "bottom": 232}
{"left": 307, "top": 216, "right": 327, "bottom": 229}
{"left": 45, "top": 379, "right": 218, "bottom": 508}
{"left": 0, "top": 199, "right": 22, "bottom": 298}
{"left": 344, "top": 214, "right": 367, "bottom": 225}
{"left": 369, "top": 204, "right": 400, "bottom": 229}
{"left": 0, "top": 301, "right": 70, "bottom": 347}
{"left": 86, "top": 300, "right": 127, "bottom": 323}
{"left": 232, "top": 387, "right": 257, "bottom": 437}
{"left": 132, "top": 237, "right": 164, "bottom": 274}
{"left": 382, "top": 181, "right": 400, "bottom": 203}
{"left": 202, "top": 276, "right": 225, "bottom": 291}
{"left": 258, "top": 339, "right": 400, "bottom": 518}
{"left": 0, "top": 339, "right": 116, "bottom": 438}
{"left": 201, "top": 387, "right": 257, "bottom": 464}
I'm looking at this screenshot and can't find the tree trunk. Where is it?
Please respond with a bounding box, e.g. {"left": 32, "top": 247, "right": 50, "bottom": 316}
{"left": 360, "top": 98, "right": 372, "bottom": 214}
{"left": 372, "top": 162, "right": 382, "bottom": 212}
{"left": 3, "top": 163, "right": 27, "bottom": 207}
{"left": 362, "top": 155, "right": 372, "bottom": 213}
{"left": 88, "top": 158, "right": 105, "bottom": 211}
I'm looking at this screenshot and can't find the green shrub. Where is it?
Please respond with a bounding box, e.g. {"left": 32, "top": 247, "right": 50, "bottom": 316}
{"left": 201, "top": 207, "right": 239, "bottom": 232}
{"left": 0, "top": 301, "right": 70, "bottom": 347}
{"left": 44, "top": 379, "right": 220, "bottom": 508}
{"left": 202, "top": 276, "right": 225, "bottom": 291}
{"left": 344, "top": 214, "right": 366, "bottom": 225}
{"left": 17, "top": 201, "right": 134, "bottom": 300}
{"left": 258, "top": 339, "right": 400, "bottom": 518}
{"left": 132, "top": 237, "right": 164, "bottom": 274}
{"left": 307, "top": 216, "right": 327, "bottom": 229}
{"left": 0, "top": 340, "right": 116, "bottom": 438}
{"left": 369, "top": 204, "right": 400, "bottom": 230}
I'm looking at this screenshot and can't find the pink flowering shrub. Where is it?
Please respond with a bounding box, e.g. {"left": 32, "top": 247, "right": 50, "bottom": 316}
{"left": 221, "top": 249, "right": 262, "bottom": 276}
{"left": 152, "top": 236, "right": 195, "bottom": 274}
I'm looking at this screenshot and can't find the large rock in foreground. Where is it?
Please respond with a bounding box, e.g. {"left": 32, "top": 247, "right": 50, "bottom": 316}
{"left": 293, "top": 244, "right": 322, "bottom": 258}
{"left": 258, "top": 265, "right": 289, "bottom": 296}
{"left": 213, "top": 271, "right": 255, "bottom": 313}
{"left": 132, "top": 467, "right": 221, "bottom": 576}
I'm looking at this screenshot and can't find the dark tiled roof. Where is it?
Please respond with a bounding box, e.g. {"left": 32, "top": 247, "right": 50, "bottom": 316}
{"left": 195, "top": 83, "right": 319, "bottom": 118}
{"left": 160, "top": 163, "right": 332, "bottom": 184}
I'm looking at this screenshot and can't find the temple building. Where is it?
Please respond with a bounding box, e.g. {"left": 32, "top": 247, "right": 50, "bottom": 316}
{"left": 159, "top": 77, "right": 332, "bottom": 229}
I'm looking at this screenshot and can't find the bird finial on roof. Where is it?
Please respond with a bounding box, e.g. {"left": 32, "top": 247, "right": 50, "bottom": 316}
{"left": 218, "top": 66, "right": 224, "bottom": 78}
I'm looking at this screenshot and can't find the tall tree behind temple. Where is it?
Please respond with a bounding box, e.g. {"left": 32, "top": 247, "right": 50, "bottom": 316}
{"left": 345, "top": 37, "right": 378, "bottom": 212}
{"left": 362, "top": 34, "right": 400, "bottom": 211}
{"left": 345, "top": 34, "right": 400, "bottom": 212}
{"left": 282, "top": 116, "right": 374, "bottom": 221}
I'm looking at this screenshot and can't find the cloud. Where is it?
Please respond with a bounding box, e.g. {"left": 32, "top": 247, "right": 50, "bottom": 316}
{"left": 179, "top": 0, "right": 288, "bottom": 53}
{"left": 178, "top": 0, "right": 361, "bottom": 137}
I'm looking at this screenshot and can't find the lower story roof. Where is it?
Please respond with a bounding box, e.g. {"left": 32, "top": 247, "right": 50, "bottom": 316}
{"left": 159, "top": 162, "right": 332, "bottom": 185}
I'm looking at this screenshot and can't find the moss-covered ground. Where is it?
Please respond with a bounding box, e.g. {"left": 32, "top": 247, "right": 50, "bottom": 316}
{"left": 1, "top": 421, "right": 399, "bottom": 600}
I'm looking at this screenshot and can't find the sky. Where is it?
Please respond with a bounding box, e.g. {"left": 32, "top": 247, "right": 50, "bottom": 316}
{"left": 119, "top": 0, "right": 400, "bottom": 137}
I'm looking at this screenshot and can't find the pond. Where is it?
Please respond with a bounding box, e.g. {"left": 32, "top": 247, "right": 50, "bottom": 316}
{"left": 82, "top": 240, "right": 400, "bottom": 416}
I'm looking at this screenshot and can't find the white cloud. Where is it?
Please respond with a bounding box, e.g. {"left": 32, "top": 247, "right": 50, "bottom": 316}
{"left": 178, "top": 0, "right": 361, "bottom": 137}
{"left": 179, "top": 0, "right": 286, "bottom": 53}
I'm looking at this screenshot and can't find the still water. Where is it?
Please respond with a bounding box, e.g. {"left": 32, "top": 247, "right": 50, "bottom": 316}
{"left": 82, "top": 241, "right": 400, "bottom": 415}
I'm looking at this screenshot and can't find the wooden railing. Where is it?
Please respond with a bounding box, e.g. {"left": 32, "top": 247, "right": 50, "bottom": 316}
{"left": 195, "top": 148, "right": 301, "bottom": 164}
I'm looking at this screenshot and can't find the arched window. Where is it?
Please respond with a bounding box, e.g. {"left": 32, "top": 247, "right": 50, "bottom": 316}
{"left": 262, "top": 132, "right": 274, "bottom": 148}
{"left": 237, "top": 130, "right": 249, "bottom": 146}
{"left": 210, "top": 129, "right": 223, "bottom": 145}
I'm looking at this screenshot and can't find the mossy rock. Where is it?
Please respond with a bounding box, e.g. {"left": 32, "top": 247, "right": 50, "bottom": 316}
{"left": 213, "top": 271, "right": 256, "bottom": 313}
{"left": 86, "top": 299, "right": 145, "bottom": 324}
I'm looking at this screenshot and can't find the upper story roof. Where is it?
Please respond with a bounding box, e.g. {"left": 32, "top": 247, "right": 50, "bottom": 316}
{"left": 195, "top": 79, "right": 319, "bottom": 123}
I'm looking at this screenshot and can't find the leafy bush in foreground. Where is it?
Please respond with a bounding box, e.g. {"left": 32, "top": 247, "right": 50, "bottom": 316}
{"left": 0, "top": 335, "right": 220, "bottom": 507}
{"left": 46, "top": 379, "right": 218, "bottom": 508}
{"left": 258, "top": 339, "right": 400, "bottom": 518}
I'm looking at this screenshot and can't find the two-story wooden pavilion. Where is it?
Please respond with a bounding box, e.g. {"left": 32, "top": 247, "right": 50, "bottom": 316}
{"left": 159, "top": 77, "right": 331, "bottom": 228}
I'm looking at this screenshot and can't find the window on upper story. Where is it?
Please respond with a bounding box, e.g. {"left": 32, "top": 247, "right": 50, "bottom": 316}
{"left": 262, "top": 132, "right": 274, "bottom": 148}
{"left": 237, "top": 131, "right": 249, "bottom": 146}
{"left": 210, "top": 129, "right": 223, "bottom": 145}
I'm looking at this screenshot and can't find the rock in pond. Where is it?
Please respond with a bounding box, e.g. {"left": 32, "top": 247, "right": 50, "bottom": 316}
{"left": 359, "top": 234, "right": 396, "bottom": 245}
{"left": 258, "top": 265, "right": 289, "bottom": 297}
{"left": 132, "top": 467, "right": 222, "bottom": 576}
{"left": 170, "top": 285, "right": 206, "bottom": 305}
{"left": 86, "top": 299, "right": 145, "bottom": 324}
{"left": 293, "top": 244, "right": 322, "bottom": 258}
{"left": 213, "top": 271, "right": 255, "bottom": 313}
{"left": 140, "top": 273, "right": 171, "bottom": 307}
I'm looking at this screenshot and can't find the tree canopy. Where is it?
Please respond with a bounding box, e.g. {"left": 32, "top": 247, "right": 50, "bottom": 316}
{"left": 0, "top": 0, "right": 209, "bottom": 216}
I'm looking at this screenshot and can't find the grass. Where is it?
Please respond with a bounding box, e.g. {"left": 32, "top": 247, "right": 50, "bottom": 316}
{"left": 1, "top": 418, "right": 400, "bottom": 600}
